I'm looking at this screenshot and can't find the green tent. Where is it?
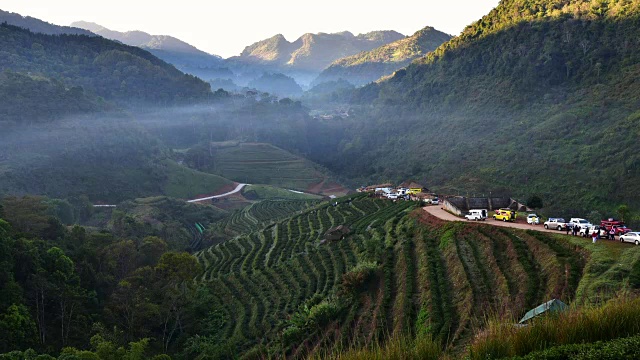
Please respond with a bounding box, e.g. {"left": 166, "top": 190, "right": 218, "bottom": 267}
{"left": 519, "top": 299, "right": 568, "bottom": 324}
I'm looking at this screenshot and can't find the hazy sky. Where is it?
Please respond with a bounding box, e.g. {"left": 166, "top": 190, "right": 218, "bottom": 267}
{"left": 2, "top": 1, "right": 500, "bottom": 58}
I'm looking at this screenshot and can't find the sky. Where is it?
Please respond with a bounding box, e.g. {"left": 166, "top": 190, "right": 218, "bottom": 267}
{"left": 1, "top": 1, "right": 500, "bottom": 58}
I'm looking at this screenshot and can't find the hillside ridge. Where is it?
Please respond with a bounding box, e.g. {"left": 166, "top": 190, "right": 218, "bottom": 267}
{"left": 315, "top": 25, "right": 451, "bottom": 86}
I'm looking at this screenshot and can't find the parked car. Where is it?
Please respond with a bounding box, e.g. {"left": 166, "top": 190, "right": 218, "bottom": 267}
{"left": 579, "top": 225, "right": 607, "bottom": 239}
{"left": 619, "top": 232, "right": 640, "bottom": 245}
{"left": 527, "top": 214, "right": 540, "bottom": 225}
{"left": 569, "top": 218, "right": 592, "bottom": 231}
{"left": 430, "top": 198, "right": 439, "bottom": 205}
{"left": 544, "top": 218, "right": 568, "bottom": 230}
{"left": 493, "top": 208, "right": 516, "bottom": 222}
{"left": 465, "top": 209, "right": 488, "bottom": 221}
{"left": 601, "top": 219, "right": 632, "bottom": 235}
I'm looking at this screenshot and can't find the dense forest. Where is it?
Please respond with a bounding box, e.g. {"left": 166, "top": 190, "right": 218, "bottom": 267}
{"left": 0, "top": 23, "right": 210, "bottom": 105}
{"left": 0, "top": 195, "right": 229, "bottom": 359}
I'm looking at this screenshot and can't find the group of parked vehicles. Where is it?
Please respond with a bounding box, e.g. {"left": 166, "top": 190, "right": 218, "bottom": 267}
{"left": 463, "top": 209, "right": 638, "bottom": 245}
{"left": 542, "top": 217, "right": 631, "bottom": 234}
{"left": 541, "top": 217, "right": 636, "bottom": 243}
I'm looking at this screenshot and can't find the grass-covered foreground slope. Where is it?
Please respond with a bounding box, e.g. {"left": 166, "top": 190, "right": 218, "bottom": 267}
{"left": 184, "top": 142, "right": 342, "bottom": 194}
{"left": 189, "top": 194, "right": 640, "bottom": 359}
{"left": 332, "top": 0, "right": 640, "bottom": 214}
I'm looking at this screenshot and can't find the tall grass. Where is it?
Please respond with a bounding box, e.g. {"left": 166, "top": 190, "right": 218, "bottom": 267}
{"left": 469, "top": 294, "right": 640, "bottom": 359}
{"left": 313, "top": 334, "right": 442, "bottom": 360}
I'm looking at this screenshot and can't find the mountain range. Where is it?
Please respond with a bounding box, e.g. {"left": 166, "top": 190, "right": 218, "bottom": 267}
{"left": 314, "top": 26, "right": 452, "bottom": 86}
{"left": 232, "top": 30, "right": 404, "bottom": 70}
{"left": 227, "top": 30, "right": 406, "bottom": 86}
{"left": 67, "top": 21, "right": 415, "bottom": 88}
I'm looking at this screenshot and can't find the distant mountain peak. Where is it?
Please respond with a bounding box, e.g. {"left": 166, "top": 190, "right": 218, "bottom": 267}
{"left": 70, "top": 20, "right": 106, "bottom": 33}
{"left": 335, "top": 31, "right": 355, "bottom": 38}
{"left": 235, "top": 30, "right": 405, "bottom": 71}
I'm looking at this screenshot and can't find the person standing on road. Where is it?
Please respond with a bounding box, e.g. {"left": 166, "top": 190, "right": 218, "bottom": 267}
{"left": 609, "top": 227, "right": 616, "bottom": 240}
{"left": 566, "top": 225, "right": 571, "bottom": 235}
{"left": 592, "top": 231, "right": 598, "bottom": 244}
{"left": 573, "top": 224, "right": 579, "bottom": 236}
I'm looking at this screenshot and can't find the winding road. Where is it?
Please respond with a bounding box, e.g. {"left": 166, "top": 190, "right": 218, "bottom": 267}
{"left": 187, "top": 183, "right": 248, "bottom": 203}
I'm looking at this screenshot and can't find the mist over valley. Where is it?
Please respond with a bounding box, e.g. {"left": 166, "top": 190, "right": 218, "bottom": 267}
{"left": 2, "top": 1, "right": 640, "bottom": 359}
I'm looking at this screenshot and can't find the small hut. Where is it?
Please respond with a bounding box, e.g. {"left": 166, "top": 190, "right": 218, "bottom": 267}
{"left": 324, "top": 225, "right": 351, "bottom": 241}
{"left": 519, "top": 299, "right": 568, "bottom": 324}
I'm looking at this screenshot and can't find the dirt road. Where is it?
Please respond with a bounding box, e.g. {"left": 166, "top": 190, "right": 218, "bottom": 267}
{"left": 422, "top": 205, "right": 568, "bottom": 235}
{"left": 187, "top": 183, "right": 248, "bottom": 203}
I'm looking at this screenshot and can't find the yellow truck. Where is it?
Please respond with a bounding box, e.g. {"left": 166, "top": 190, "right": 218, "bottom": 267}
{"left": 493, "top": 208, "right": 516, "bottom": 222}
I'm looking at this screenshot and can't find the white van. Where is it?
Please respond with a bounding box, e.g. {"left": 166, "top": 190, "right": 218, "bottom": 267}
{"left": 465, "top": 209, "right": 488, "bottom": 221}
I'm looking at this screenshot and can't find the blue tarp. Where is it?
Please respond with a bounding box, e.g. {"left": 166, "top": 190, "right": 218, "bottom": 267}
{"left": 519, "top": 299, "right": 568, "bottom": 324}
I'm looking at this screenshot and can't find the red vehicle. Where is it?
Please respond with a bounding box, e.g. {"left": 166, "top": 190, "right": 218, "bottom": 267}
{"left": 600, "top": 219, "right": 632, "bottom": 235}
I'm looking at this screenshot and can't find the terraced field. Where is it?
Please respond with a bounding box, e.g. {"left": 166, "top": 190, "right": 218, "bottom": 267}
{"left": 186, "top": 142, "right": 339, "bottom": 193}
{"left": 209, "top": 199, "right": 322, "bottom": 239}
{"left": 194, "top": 195, "right": 588, "bottom": 358}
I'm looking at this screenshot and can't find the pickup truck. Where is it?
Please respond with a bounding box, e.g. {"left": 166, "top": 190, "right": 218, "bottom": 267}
{"left": 569, "top": 218, "right": 592, "bottom": 231}
{"left": 544, "top": 218, "right": 568, "bottom": 230}
{"left": 579, "top": 225, "right": 608, "bottom": 238}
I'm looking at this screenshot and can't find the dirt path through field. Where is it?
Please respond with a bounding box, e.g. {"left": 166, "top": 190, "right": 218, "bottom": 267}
{"left": 422, "top": 205, "right": 567, "bottom": 235}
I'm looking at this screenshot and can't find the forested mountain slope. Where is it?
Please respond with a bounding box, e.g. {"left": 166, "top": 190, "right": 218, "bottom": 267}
{"left": 0, "top": 71, "right": 108, "bottom": 125}
{"left": 0, "top": 23, "right": 211, "bottom": 105}
{"left": 327, "top": 0, "right": 640, "bottom": 213}
{"left": 315, "top": 26, "right": 451, "bottom": 86}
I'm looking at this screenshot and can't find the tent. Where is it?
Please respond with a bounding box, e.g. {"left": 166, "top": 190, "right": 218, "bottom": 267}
{"left": 519, "top": 299, "right": 568, "bottom": 324}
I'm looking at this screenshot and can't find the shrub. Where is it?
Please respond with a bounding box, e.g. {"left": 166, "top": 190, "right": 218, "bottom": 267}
{"left": 629, "top": 260, "right": 640, "bottom": 289}
{"left": 339, "top": 261, "right": 379, "bottom": 296}
{"left": 308, "top": 299, "right": 342, "bottom": 327}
